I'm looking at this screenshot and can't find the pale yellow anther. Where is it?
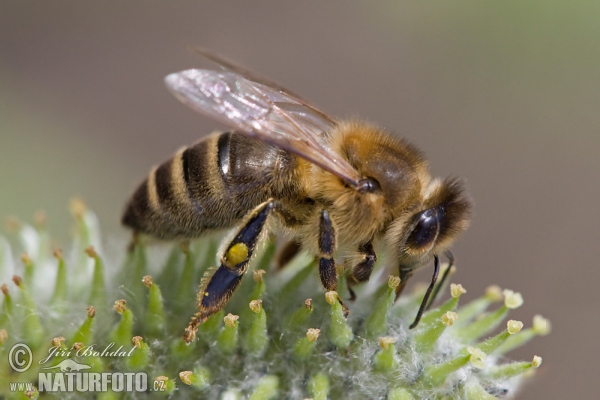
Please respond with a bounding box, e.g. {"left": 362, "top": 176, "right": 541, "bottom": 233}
{"left": 53, "top": 248, "right": 63, "bottom": 260}
{"left": 34, "top": 210, "right": 46, "bottom": 228}
{"left": 5, "top": 216, "right": 20, "bottom": 231}
{"left": 51, "top": 337, "right": 66, "bottom": 348}
{"left": 0, "top": 329, "right": 7, "bottom": 344}
{"left": 253, "top": 269, "right": 266, "bottom": 283}
{"left": 503, "top": 289, "right": 523, "bottom": 309}
{"left": 442, "top": 311, "right": 458, "bottom": 326}
{"left": 87, "top": 306, "right": 96, "bottom": 318}
{"left": 225, "top": 243, "right": 249, "bottom": 268}
{"left": 450, "top": 283, "right": 466, "bottom": 298}
{"left": 532, "top": 355, "right": 542, "bottom": 368}
{"left": 467, "top": 346, "right": 487, "bottom": 369}
{"left": 485, "top": 285, "right": 503, "bottom": 302}
{"left": 84, "top": 246, "right": 97, "bottom": 258}
{"left": 507, "top": 320, "right": 523, "bottom": 335}
{"left": 154, "top": 376, "right": 169, "bottom": 384}
{"left": 179, "top": 241, "right": 190, "bottom": 254}
{"left": 306, "top": 328, "right": 320, "bottom": 342}
{"left": 378, "top": 336, "right": 396, "bottom": 350}
{"left": 131, "top": 336, "right": 143, "bottom": 348}
{"left": 224, "top": 313, "right": 239, "bottom": 328}
{"left": 533, "top": 315, "right": 551, "bottom": 336}
{"left": 325, "top": 291, "right": 338, "bottom": 305}
{"left": 305, "top": 298, "right": 313, "bottom": 309}
{"left": 388, "top": 275, "right": 401, "bottom": 289}
{"left": 114, "top": 299, "right": 127, "bottom": 314}
{"left": 142, "top": 275, "right": 153, "bottom": 287}
{"left": 249, "top": 299, "right": 262, "bottom": 314}
{"left": 69, "top": 197, "right": 87, "bottom": 219}
{"left": 179, "top": 371, "right": 193, "bottom": 385}
{"left": 72, "top": 342, "right": 84, "bottom": 351}
{"left": 12, "top": 276, "right": 22, "bottom": 287}
{"left": 447, "top": 265, "right": 457, "bottom": 276}
{"left": 21, "top": 253, "right": 32, "bottom": 266}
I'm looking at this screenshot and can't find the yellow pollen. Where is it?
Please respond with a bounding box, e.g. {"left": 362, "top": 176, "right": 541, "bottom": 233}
{"left": 226, "top": 243, "right": 249, "bottom": 267}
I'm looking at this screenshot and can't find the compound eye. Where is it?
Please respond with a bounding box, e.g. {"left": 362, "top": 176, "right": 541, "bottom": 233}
{"left": 407, "top": 208, "right": 440, "bottom": 248}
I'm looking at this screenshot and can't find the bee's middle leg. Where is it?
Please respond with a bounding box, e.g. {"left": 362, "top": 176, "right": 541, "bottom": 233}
{"left": 318, "top": 210, "right": 349, "bottom": 316}
{"left": 184, "top": 199, "right": 275, "bottom": 343}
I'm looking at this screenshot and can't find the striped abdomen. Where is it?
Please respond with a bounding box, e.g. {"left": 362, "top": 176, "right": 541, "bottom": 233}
{"left": 122, "top": 132, "right": 303, "bottom": 239}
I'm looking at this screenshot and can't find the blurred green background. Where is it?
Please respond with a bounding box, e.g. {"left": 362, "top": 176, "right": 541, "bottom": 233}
{"left": 1, "top": 1, "right": 598, "bottom": 398}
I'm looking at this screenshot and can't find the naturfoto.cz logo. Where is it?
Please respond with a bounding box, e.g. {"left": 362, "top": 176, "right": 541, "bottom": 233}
{"left": 7, "top": 342, "right": 152, "bottom": 394}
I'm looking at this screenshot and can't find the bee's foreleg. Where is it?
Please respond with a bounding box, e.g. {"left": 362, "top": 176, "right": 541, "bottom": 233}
{"left": 183, "top": 199, "right": 275, "bottom": 343}
{"left": 317, "top": 210, "right": 349, "bottom": 317}
{"left": 347, "top": 241, "right": 377, "bottom": 300}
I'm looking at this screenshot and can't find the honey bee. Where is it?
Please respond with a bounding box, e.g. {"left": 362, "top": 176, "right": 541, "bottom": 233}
{"left": 122, "top": 51, "right": 471, "bottom": 343}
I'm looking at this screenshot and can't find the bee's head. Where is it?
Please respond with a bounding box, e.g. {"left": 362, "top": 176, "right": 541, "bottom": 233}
{"left": 386, "top": 178, "right": 472, "bottom": 271}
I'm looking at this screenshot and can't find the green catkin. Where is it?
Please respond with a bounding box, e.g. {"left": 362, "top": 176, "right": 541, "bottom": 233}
{"left": 365, "top": 275, "right": 400, "bottom": 337}
{"left": 179, "top": 367, "right": 211, "bottom": 390}
{"left": 86, "top": 246, "right": 106, "bottom": 309}
{"left": 293, "top": 328, "right": 320, "bottom": 361}
{"left": 325, "top": 291, "right": 353, "bottom": 349}
{"left": 51, "top": 249, "right": 67, "bottom": 304}
{"left": 456, "top": 289, "right": 523, "bottom": 343}
{"left": 454, "top": 285, "right": 503, "bottom": 326}
{"left": 217, "top": 313, "right": 240, "bottom": 354}
{"left": 175, "top": 243, "right": 197, "bottom": 307}
{"left": 374, "top": 337, "right": 398, "bottom": 372}
{"left": 153, "top": 376, "right": 176, "bottom": 394}
{"left": 285, "top": 297, "right": 314, "bottom": 329}
{"left": 245, "top": 300, "right": 268, "bottom": 355}
{"left": 126, "top": 336, "right": 150, "bottom": 370}
{"left": 414, "top": 310, "right": 458, "bottom": 353}
{"left": 0, "top": 205, "right": 548, "bottom": 399}
{"left": 308, "top": 373, "right": 329, "bottom": 400}
{"left": 387, "top": 387, "right": 416, "bottom": 400}
{"left": 487, "top": 356, "right": 542, "bottom": 381}
{"left": 0, "top": 284, "right": 13, "bottom": 327}
{"left": 248, "top": 375, "right": 279, "bottom": 400}
{"left": 463, "top": 381, "right": 498, "bottom": 400}
{"left": 13, "top": 275, "right": 44, "bottom": 349}
{"left": 110, "top": 299, "right": 134, "bottom": 347}
{"left": 71, "top": 305, "right": 96, "bottom": 345}
{"left": 142, "top": 275, "right": 166, "bottom": 336}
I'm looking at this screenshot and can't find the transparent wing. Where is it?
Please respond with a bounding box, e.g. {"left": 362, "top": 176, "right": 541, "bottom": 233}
{"left": 165, "top": 69, "right": 361, "bottom": 187}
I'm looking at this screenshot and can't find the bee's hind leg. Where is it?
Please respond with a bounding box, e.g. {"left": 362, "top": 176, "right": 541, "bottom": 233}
{"left": 347, "top": 241, "right": 377, "bottom": 301}
{"left": 183, "top": 199, "right": 275, "bottom": 343}
{"left": 317, "top": 210, "right": 349, "bottom": 317}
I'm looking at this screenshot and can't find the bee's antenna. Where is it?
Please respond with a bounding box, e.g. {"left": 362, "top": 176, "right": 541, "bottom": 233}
{"left": 409, "top": 255, "right": 440, "bottom": 329}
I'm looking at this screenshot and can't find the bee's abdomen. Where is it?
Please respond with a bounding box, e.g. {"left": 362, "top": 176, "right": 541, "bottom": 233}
{"left": 122, "top": 132, "right": 296, "bottom": 239}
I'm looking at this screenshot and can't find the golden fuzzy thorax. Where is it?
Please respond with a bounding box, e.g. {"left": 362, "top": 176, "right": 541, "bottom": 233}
{"left": 300, "top": 121, "right": 430, "bottom": 248}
